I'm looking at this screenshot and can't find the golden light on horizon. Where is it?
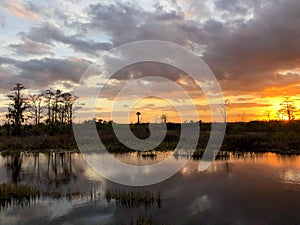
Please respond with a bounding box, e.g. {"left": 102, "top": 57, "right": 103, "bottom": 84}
{"left": 127, "top": 98, "right": 181, "bottom": 124}
{"left": 87, "top": 90, "right": 300, "bottom": 123}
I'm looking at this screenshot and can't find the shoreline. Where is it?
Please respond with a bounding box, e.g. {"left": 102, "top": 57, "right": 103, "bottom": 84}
{"left": 0, "top": 121, "right": 299, "bottom": 155}
{"left": 1, "top": 146, "right": 300, "bottom": 157}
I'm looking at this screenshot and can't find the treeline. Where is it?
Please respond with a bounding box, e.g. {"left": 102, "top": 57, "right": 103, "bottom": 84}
{"left": 4, "top": 83, "right": 79, "bottom": 136}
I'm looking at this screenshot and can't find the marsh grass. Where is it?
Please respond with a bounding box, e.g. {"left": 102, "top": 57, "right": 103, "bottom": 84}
{"left": 1, "top": 121, "right": 300, "bottom": 154}
{"left": 0, "top": 183, "right": 95, "bottom": 209}
{"left": 0, "top": 134, "right": 78, "bottom": 153}
{"left": 129, "top": 213, "right": 169, "bottom": 225}
{"left": 0, "top": 183, "right": 40, "bottom": 209}
{"left": 137, "top": 151, "right": 157, "bottom": 159}
{"left": 105, "top": 190, "right": 162, "bottom": 209}
{"left": 0, "top": 182, "right": 163, "bottom": 212}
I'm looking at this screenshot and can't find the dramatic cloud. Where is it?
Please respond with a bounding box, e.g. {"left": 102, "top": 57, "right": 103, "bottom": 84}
{"left": 16, "top": 57, "right": 90, "bottom": 87}
{"left": 3, "top": 0, "right": 299, "bottom": 93}
{"left": 86, "top": 2, "right": 189, "bottom": 46}
{"left": 0, "top": 1, "right": 39, "bottom": 20}
{"left": 0, "top": 56, "right": 17, "bottom": 65}
{"left": 0, "top": 57, "right": 91, "bottom": 90}
{"left": 16, "top": 23, "right": 112, "bottom": 55}
{"left": 80, "top": 1, "right": 300, "bottom": 97}
{"left": 0, "top": 66, "right": 20, "bottom": 91}
{"left": 112, "top": 62, "right": 183, "bottom": 82}
{"left": 0, "top": 0, "right": 299, "bottom": 121}
{"left": 203, "top": 0, "right": 300, "bottom": 93}
{"left": 9, "top": 38, "right": 53, "bottom": 56}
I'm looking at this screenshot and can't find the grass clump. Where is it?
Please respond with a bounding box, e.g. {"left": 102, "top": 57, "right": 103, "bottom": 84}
{"left": 128, "top": 213, "right": 169, "bottom": 225}
{"left": 0, "top": 183, "right": 40, "bottom": 208}
{"left": 0, "top": 183, "right": 93, "bottom": 209}
{"left": 106, "top": 189, "right": 162, "bottom": 209}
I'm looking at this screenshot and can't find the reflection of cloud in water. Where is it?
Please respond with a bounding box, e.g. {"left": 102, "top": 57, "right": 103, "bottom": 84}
{"left": 1, "top": 202, "right": 70, "bottom": 225}
{"left": 81, "top": 214, "right": 113, "bottom": 225}
{"left": 3, "top": 152, "right": 300, "bottom": 224}
{"left": 190, "top": 195, "right": 212, "bottom": 214}
{"left": 0, "top": 213, "right": 17, "bottom": 225}
{"left": 281, "top": 170, "right": 300, "bottom": 185}
{"left": 1, "top": 200, "right": 114, "bottom": 225}
{"left": 48, "top": 202, "right": 114, "bottom": 225}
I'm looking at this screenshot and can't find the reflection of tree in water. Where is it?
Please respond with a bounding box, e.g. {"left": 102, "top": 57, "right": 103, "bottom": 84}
{"left": 45, "top": 152, "right": 76, "bottom": 187}
{"left": 5, "top": 152, "right": 77, "bottom": 187}
{"left": 6, "top": 153, "right": 23, "bottom": 183}
{"left": 1, "top": 152, "right": 106, "bottom": 210}
{"left": 33, "top": 152, "right": 41, "bottom": 183}
{"left": 225, "top": 161, "right": 232, "bottom": 173}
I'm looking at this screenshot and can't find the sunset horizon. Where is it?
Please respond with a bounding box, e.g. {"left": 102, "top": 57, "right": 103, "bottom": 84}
{"left": 0, "top": 0, "right": 299, "bottom": 124}
{"left": 1, "top": 1, "right": 300, "bottom": 224}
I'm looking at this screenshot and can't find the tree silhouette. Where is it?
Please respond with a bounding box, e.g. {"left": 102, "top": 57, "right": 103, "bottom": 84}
{"left": 53, "top": 89, "right": 62, "bottom": 124}
{"left": 278, "top": 97, "right": 298, "bottom": 122}
{"left": 160, "top": 113, "right": 167, "bottom": 123}
{"left": 6, "top": 83, "right": 27, "bottom": 136}
{"left": 136, "top": 112, "right": 141, "bottom": 124}
{"left": 44, "top": 89, "right": 55, "bottom": 126}
{"left": 27, "top": 94, "right": 43, "bottom": 126}
{"left": 60, "top": 92, "right": 78, "bottom": 124}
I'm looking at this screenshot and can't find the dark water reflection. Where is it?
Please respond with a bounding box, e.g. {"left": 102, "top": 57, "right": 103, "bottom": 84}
{"left": 1, "top": 151, "right": 300, "bottom": 225}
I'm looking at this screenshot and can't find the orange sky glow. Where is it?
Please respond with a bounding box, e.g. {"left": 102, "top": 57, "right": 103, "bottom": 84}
{"left": 0, "top": 0, "right": 299, "bottom": 124}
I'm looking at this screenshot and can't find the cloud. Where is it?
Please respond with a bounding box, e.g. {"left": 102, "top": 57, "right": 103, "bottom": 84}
{"left": 17, "top": 22, "right": 113, "bottom": 55}
{"left": 16, "top": 57, "right": 91, "bottom": 88}
{"left": 0, "top": 15, "right": 5, "bottom": 27}
{"left": 213, "top": 0, "right": 265, "bottom": 24}
{"left": 261, "top": 82, "right": 300, "bottom": 98}
{"left": 86, "top": 2, "right": 190, "bottom": 46}
{"left": 111, "top": 62, "right": 183, "bottom": 82}
{"left": 0, "top": 66, "right": 20, "bottom": 92}
{"left": 0, "top": 57, "right": 91, "bottom": 91}
{"left": 202, "top": 0, "right": 300, "bottom": 93}
{"left": 1, "top": 0, "right": 300, "bottom": 102}
{"left": 229, "top": 102, "right": 272, "bottom": 109}
{"left": 0, "top": 56, "right": 17, "bottom": 65}
{"left": 0, "top": 1, "right": 39, "bottom": 20}
{"left": 84, "top": 1, "right": 300, "bottom": 96}
{"left": 9, "top": 38, "right": 53, "bottom": 56}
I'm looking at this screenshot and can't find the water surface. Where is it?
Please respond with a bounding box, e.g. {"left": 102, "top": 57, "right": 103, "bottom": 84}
{"left": 1, "top": 151, "right": 300, "bottom": 225}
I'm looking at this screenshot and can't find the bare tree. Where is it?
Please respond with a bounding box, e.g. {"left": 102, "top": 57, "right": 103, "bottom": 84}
{"left": 237, "top": 111, "right": 246, "bottom": 122}
{"left": 27, "top": 94, "right": 44, "bottom": 126}
{"left": 61, "top": 92, "right": 78, "bottom": 124}
{"left": 278, "top": 97, "right": 298, "bottom": 122}
{"left": 160, "top": 113, "right": 167, "bottom": 123}
{"left": 6, "top": 83, "right": 27, "bottom": 136}
{"left": 44, "top": 89, "right": 55, "bottom": 126}
{"left": 53, "top": 89, "right": 62, "bottom": 124}
{"left": 264, "top": 110, "right": 271, "bottom": 122}
{"left": 43, "top": 90, "right": 81, "bottom": 126}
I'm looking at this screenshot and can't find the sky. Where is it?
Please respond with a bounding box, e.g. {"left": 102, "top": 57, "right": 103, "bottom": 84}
{"left": 0, "top": 0, "right": 299, "bottom": 123}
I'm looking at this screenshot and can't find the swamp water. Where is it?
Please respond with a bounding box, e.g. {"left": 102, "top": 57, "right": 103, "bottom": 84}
{"left": 1, "top": 151, "right": 300, "bottom": 225}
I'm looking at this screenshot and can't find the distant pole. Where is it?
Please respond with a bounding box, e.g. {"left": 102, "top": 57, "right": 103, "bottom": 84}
{"left": 222, "top": 99, "right": 230, "bottom": 123}
{"left": 136, "top": 112, "right": 141, "bottom": 124}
